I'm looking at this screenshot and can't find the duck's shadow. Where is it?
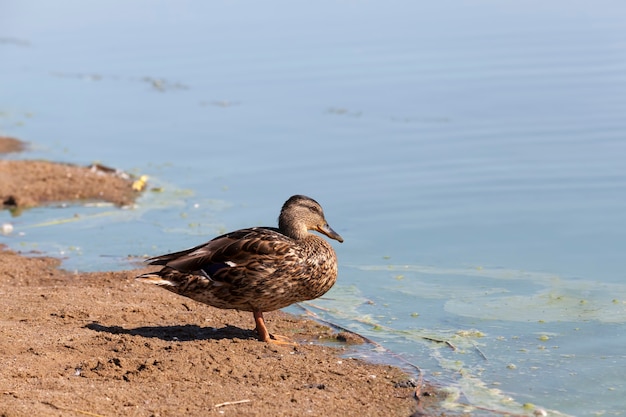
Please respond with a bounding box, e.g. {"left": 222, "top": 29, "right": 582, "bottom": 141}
{"left": 86, "top": 322, "right": 257, "bottom": 342}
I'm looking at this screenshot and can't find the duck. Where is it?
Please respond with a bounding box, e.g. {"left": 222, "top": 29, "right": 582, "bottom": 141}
{"left": 136, "top": 195, "right": 343, "bottom": 344}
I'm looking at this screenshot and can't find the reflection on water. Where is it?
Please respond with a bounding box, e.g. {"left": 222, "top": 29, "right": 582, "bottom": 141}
{"left": 2, "top": 1, "right": 626, "bottom": 415}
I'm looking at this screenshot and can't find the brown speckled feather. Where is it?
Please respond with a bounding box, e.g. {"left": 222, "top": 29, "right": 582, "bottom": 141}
{"left": 137, "top": 195, "right": 343, "bottom": 333}
{"left": 143, "top": 227, "right": 338, "bottom": 312}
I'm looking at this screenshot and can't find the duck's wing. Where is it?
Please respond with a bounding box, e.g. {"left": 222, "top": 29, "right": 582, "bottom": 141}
{"left": 145, "top": 227, "right": 293, "bottom": 281}
{"left": 144, "top": 241, "right": 210, "bottom": 266}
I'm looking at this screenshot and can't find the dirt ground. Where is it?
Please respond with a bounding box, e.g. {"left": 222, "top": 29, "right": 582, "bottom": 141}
{"left": 0, "top": 160, "right": 139, "bottom": 209}
{"left": 0, "top": 137, "right": 450, "bottom": 416}
{"left": 0, "top": 136, "right": 25, "bottom": 154}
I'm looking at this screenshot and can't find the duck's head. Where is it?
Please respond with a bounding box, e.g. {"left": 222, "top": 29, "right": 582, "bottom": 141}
{"left": 278, "top": 195, "right": 344, "bottom": 243}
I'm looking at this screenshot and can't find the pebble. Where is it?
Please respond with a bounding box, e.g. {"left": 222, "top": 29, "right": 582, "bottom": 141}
{"left": 1, "top": 223, "right": 13, "bottom": 235}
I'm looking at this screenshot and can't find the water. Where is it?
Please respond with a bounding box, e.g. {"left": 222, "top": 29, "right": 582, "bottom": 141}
{"left": 2, "top": 1, "right": 626, "bottom": 415}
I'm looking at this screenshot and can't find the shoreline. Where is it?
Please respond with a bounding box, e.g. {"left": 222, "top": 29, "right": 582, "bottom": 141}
{"left": 0, "top": 246, "right": 449, "bottom": 416}
{"left": 0, "top": 136, "right": 448, "bottom": 416}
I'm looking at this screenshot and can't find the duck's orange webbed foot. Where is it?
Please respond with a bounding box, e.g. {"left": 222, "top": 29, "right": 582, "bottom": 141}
{"left": 268, "top": 333, "right": 297, "bottom": 346}
{"left": 253, "top": 311, "right": 297, "bottom": 346}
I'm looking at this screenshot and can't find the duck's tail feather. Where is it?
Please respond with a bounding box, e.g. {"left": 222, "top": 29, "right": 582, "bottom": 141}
{"left": 135, "top": 273, "right": 178, "bottom": 286}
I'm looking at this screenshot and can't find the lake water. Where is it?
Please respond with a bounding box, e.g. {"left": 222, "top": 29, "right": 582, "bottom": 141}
{"left": 2, "top": 1, "right": 626, "bottom": 415}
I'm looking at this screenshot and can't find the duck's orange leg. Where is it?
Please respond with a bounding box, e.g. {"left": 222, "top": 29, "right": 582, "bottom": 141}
{"left": 253, "top": 310, "right": 272, "bottom": 342}
{"left": 253, "top": 310, "right": 296, "bottom": 346}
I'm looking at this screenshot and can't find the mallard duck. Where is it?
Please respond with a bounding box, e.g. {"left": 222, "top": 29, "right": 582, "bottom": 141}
{"left": 136, "top": 195, "right": 343, "bottom": 343}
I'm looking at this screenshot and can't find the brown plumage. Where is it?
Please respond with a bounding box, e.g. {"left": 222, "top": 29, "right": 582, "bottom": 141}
{"left": 136, "top": 195, "right": 343, "bottom": 343}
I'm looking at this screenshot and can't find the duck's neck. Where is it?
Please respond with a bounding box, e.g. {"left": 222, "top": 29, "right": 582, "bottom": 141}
{"left": 278, "top": 218, "right": 309, "bottom": 241}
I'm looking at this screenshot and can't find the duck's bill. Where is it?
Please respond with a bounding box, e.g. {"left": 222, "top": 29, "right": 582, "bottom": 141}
{"left": 317, "top": 223, "right": 344, "bottom": 243}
